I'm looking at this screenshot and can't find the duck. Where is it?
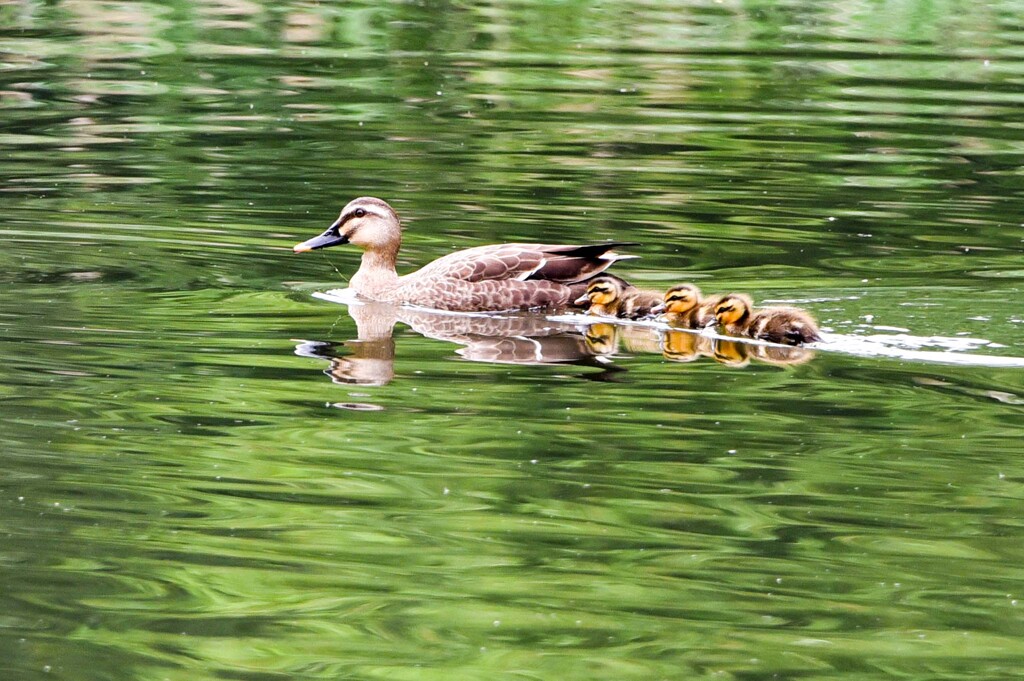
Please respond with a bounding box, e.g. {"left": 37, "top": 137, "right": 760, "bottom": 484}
{"left": 712, "top": 293, "right": 822, "bottom": 345}
{"left": 573, "top": 275, "right": 662, "bottom": 319}
{"left": 293, "top": 197, "right": 636, "bottom": 312}
{"left": 657, "top": 283, "right": 722, "bottom": 329}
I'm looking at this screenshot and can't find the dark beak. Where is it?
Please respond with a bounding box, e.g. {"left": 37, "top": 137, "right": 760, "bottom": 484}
{"left": 293, "top": 217, "right": 348, "bottom": 253}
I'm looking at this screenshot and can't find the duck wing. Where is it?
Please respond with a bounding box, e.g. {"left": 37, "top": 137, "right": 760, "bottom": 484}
{"left": 413, "top": 243, "right": 636, "bottom": 284}
{"left": 525, "top": 243, "right": 639, "bottom": 284}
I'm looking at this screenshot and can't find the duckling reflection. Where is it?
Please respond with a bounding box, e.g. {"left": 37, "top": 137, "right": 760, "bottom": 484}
{"left": 584, "top": 322, "right": 663, "bottom": 356}
{"left": 711, "top": 338, "right": 751, "bottom": 367}
{"left": 660, "top": 330, "right": 748, "bottom": 366}
{"left": 749, "top": 343, "right": 815, "bottom": 366}
{"left": 660, "top": 328, "right": 815, "bottom": 367}
{"left": 297, "top": 299, "right": 616, "bottom": 385}
{"left": 584, "top": 323, "right": 619, "bottom": 356}
{"left": 661, "top": 330, "right": 712, "bottom": 362}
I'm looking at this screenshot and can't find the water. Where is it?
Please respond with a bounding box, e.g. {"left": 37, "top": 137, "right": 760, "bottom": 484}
{"left": 2, "top": 1, "right": 1024, "bottom": 679}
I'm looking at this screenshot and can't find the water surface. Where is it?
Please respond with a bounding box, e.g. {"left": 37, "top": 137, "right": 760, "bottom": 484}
{"left": 2, "top": 2, "right": 1024, "bottom": 679}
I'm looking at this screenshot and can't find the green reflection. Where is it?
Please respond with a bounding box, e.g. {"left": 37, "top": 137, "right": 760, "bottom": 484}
{"left": 2, "top": 1, "right": 1024, "bottom": 679}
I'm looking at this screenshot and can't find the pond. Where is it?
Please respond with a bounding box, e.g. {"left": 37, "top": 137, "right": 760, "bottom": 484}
{"left": 2, "top": 1, "right": 1023, "bottom": 679}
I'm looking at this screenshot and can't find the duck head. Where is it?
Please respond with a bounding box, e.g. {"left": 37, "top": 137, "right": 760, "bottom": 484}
{"left": 657, "top": 283, "right": 701, "bottom": 315}
{"left": 574, "top": 276, "right": 624, "bottom": 308}
{"left": 294, "top": 197, "right": 401, "bottom": 253}
{"left": 713, "top": 293, "right": 753, "bottom": 327}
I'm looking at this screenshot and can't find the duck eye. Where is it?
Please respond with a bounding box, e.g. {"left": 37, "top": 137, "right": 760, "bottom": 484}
{"left": 354, "top": 208, "right": 366, "bottom": 218}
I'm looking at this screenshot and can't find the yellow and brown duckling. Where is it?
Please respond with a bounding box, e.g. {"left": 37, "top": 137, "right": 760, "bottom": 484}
{"left": 574, "top": 275, "right": 662, "bottom": 320}
{"left": 657, "top": 283, "right": 722, "bottom": 329}
{"left": 712, "top": 293, "right": 822, "bottom": 346}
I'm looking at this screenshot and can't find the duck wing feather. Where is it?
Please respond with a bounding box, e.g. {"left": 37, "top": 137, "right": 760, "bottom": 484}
{"left": 412, "top": 242, "right": 636, "bottom": 284}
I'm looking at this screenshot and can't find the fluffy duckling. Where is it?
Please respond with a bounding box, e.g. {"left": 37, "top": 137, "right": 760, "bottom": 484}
{"left": 574, "top": 276, "right": 662, "bottom": 320}
{"left": 658, "top": 284, "right": 722, "bottom": 329}
{"left": 713, "top": 293, "right": 822, "bottom": 346}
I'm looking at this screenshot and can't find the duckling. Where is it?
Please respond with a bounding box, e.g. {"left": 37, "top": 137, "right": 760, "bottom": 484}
{"left": 658, "top": 284, "right": 722, "bottom": 329}
{"left": 712, "top": 293, "right": 822, "bottom": 346}
{"left": 574, "top": 276, "right": 662, "bottom": 320}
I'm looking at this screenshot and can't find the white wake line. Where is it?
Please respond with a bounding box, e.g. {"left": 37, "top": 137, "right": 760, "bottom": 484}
{"left": 312, "top": 290, "right": 1024, "bottom": 369}
{"left": 550, "top": 313, "right": 1024, "bottom": 368}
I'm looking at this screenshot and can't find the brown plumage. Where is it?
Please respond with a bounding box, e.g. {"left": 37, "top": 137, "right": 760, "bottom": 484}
{"left": 657, "top": 283, "right": 722, "bottom": 329}
{"left": 712, "top": 293, "right": 822, "bottom": 346}
{"left": 294, "top": 197, "right": 635, "bottom": 312}
{"left": 574, "top": 275, "right": 662, "bottom": 320}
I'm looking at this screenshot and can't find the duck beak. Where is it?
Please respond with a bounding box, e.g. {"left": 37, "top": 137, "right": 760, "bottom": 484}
{"left": 573, "top": 293, "right": 591, "bottom": 306}
{"left": 293, "top": 217, "right": 348, "bottom": 253}
{"left": 651, "top": 302, "right": 666, "bottom": 314}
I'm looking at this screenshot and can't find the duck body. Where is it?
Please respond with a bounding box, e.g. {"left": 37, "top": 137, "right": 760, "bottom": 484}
{"left": 688, "top": 298, "right": 724, "bottom": 328}
{"left": 575, "top": 275, "right": 662, "bottom": 320}
{"left": 294, "top": 197, "right": 635, "bottom": 312}
{"left": 748, "top": 307, "right": 823, "bottom": 345}
{"left": 658, "top": 283, "right": 723, "bottom": 329}
{"left": 713, "top": 293, "right": 822, "bottom": 345}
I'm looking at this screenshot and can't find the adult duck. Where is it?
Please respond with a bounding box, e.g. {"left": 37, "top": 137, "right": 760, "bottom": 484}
{"left": 294, "top": 197, "right": 635, "bottom": 312}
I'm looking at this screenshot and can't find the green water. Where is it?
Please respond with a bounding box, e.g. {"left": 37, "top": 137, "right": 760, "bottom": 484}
{"left": 3, "top": 1, "right": 1024, "bottom": 679}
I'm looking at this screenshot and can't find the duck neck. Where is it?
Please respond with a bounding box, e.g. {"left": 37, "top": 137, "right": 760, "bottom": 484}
{"left": 350, "top": 245, "right": 400, "bottom": 297}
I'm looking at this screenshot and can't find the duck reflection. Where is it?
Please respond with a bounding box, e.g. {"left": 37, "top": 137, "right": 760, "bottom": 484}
{"left": 296, "top": 299, "right": 816, "bottom": 387}
{"left": 296, "top": 300, "right": 617, "bottom": 386}
{"left": 661, "top": 329, "right": 814, "bottom": 367}
{"left": 294, "top": 337, "right": 396, "bottom": 386}
{"left": 584, "top": 323, "right": 664, "bottom": 356}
